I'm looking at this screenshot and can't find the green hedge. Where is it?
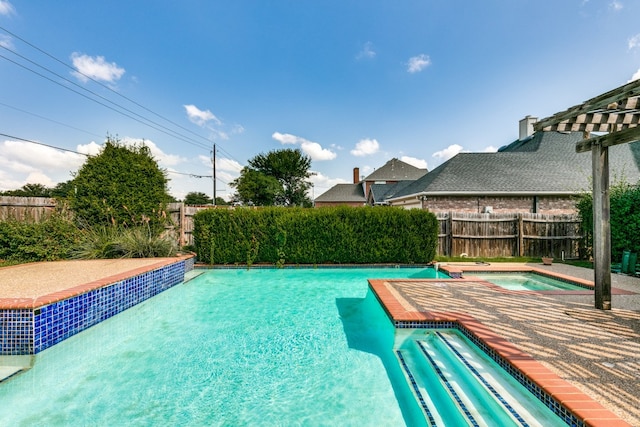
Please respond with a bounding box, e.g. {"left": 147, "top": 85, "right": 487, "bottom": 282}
{"left": 193, "top": 206, "right": 439, "bottom": 265}
{"left": 0, "top": 215, "right": 81, "bottom": 262}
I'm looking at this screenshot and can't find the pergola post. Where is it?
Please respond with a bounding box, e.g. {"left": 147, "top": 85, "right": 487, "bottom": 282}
{"left": 592, "top": 142, "right": 611, "bottom": 310}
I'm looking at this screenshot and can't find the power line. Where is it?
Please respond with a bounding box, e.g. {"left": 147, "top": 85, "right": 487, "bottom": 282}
{"left": 0, "top": 132, "right": 224, "bottom": 181}
{"left": 0, "top": 101, "right": 102, "bottom": 138}
{"left": 0, "top": 49, "right": 212, "bottom": 151}
{"left": 0, "top": 132, "right": 89, "bottom": 156}
{"left": 0, "top": 25, "right": 215, "bottom": 148}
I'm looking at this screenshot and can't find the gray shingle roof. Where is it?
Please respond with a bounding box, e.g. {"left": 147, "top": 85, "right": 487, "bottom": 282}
{"left": 389, "top": 131, "right": 640, "bottom": 200}
{"left": 314, "top": 183, "right": 365, "bottom": 203}
{"left": 364, "top": 158, "right": 427, "bottom": 182}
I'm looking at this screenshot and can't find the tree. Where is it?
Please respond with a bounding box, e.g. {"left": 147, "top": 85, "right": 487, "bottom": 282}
{"left": 184, "top": 192, "right": 213, "bottom": 205}
{"left": 231, "top": 148, "right": 313, "bottom": 206}
{"left": 1, "top": 183, "right": 51, "bottom": 197}
{"left": 67, "top": 137, "right": 171, "bottom": 229}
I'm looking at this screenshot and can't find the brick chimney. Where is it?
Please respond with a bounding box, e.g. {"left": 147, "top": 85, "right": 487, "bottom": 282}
{"left": 519, "top": 115, "right": 538, "bottom": 140}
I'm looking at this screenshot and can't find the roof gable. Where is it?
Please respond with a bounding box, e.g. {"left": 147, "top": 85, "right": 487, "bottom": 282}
{"left": 364, "top": 158, "right": 427, "bottom": 182}
{"left": 314, "top": 183, "right": 365, "bottom": 203}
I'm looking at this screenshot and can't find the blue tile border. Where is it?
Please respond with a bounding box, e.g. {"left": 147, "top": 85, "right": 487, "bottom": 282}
{"left": 1, "top": 259, "right": 193, "bottom": 355}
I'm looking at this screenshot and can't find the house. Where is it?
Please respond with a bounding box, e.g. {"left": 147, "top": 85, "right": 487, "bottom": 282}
{"left": 314, "top": 158, "right": 427, "bottom": 207}
{"left": 385, "top": 116, "right": 640, "bottom": 214}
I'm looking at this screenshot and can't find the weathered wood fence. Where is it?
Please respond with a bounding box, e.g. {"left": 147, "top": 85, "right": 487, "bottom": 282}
{"left": 166, "top": 203, "right": 232, "bottom": 247}
{"left": 0, "top": 196, "right": 58, "bottom": 222}
{"left": 436, "top": 212, "right": 583, "bottom": 259}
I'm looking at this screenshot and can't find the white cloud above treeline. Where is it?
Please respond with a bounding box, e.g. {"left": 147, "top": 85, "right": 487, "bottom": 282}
{"left": 272, "top": 132, "right": 337, "bottom": 161}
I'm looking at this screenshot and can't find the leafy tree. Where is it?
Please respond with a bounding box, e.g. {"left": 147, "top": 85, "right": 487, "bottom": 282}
{"left": 214, "top": 196, "right": 229, "bottom": 206}
{"left": 231, "top": 148, "right": 313, "bottom": 206}
{"left": 184, "top": 192, "right": 213, "bottom": 205}
{"left": 1, "top": 183, "right": 52, "bottom": 197}
{"left": 231, "top": 168, "right": 282, "bottom": 206}
{"left": 67, "top": 137, "right": 171, "bottom": 230}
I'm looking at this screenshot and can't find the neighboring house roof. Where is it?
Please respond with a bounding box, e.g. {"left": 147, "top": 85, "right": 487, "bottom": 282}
{"left": 364, "top": 158, "right": 428, "bottom": 182}
{"left": 388, "top": 131, "right": 640, "bottom": 202}
{"left": 314, "top": 183, "right": 365, "bottom": 203}
{"left": 368, "top": 181, "right": 416, "bottom": 204}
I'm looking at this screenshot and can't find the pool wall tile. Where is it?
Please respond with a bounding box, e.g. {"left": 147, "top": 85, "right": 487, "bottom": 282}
{"left": 0, "top": 257, "right": 192, "bottom": 355}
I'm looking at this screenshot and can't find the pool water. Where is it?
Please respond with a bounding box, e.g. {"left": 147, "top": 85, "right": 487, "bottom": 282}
{"left": 0, "top": 268, "right": 442, "bottom": 426}
{"left": 395, "top": 329, "right": 566, "bottom": 426}
{"left": 471, "top": 272, "right": 587, "bottom": 291}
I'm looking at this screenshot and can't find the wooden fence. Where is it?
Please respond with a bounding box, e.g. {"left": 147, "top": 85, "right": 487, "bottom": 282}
{"left": 166, "top": 203, "right": 232, "bottom": 247}
{"left": 0, "top": 196, "right": 58, "bottom": 222}
{"left": 436, "top": 212, "right": 583, "bottom": 259}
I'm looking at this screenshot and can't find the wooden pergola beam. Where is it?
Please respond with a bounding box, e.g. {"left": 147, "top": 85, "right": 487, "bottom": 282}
{"left": 534, "top": 80, "right": 640, "bottom": 131}
{"left": 576, "top": 126, "right": 640, "bottom": 153}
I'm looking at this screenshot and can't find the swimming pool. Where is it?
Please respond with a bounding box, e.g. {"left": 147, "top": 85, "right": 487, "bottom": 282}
{"left": 468, "top": 272, "right": 589, "bottom": 291}
{"left": 0, "top": 267, "right": 566, "bottom": 426}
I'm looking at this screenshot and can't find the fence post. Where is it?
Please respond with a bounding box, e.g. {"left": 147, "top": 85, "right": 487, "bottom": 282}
{"left": 447, "top": 211, "right": 453, "bottom": 256}
{"left": 518, "top": 214, "right": 524, "bottom": 257}
{"left": 179, "top": 203, "right": 186, "bottom": 247}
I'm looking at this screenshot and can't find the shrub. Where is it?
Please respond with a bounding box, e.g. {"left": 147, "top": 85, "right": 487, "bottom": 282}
{"left": 71, "top": 225, "right": 178, "bottom": 259}
{"left": 0, "top": 215, "right": 81, "bottom": 262}
{"left": 193, "top": 206, "right": 439, "bottom": 265}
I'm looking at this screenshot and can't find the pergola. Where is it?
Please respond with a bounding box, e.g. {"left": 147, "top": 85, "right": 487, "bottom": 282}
{"left": 534, "top": 79, "right": 640, "bottom": 310}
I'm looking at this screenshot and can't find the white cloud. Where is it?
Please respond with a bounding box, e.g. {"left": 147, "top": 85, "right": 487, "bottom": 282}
{"left": 400, "top": 156, "right": 428, "bottom": 169}
{"left": 356, "top": 42, "right": 376, "bottom": 60}
{"left": 184, "top": 104, "right": 221, "bottom": 127}
{"left": 629, "top": 68, "right": 640, "bottom": 82}
{"left": 70, "top": 53, "right": 125, "bottom": 83}
{"left": 118, "top": 137, "right": 186, "bottom": 167}
{"left": 0, "top": 139, "right": 87, "bottom": 191}
{"left": 610, "top": 1, "right": 623, "bottom": 11}
{"left": 272, "top": 132, "right": 337, "bottom": 160}
{"left": 272, "top": 132, "right": 299, "bottom": 145}
{"left": 483, "top": 145, "right": 498, "bottom": 153}
{"left": 350, "top": 138, "right": 380, "bottom": 156}
{"left": 0, "top": 34, "right": 13, "bottom": 49}
{"left": 432, "top": 144, "right": 464, "bottom": 162}
{"left": 0, "top": 1, "right": 15, "bottom": 16}
{"left": 309, "top": 171, "right": 348, "bottom": 198}
{"left": 77, "top": 141, "right": 102, "bottom": 156}
{"left": 407, "top": 54, "right": 431, "bottom": 73}
{"left": 629, "top": 34, "right": 640, "bottom": 50}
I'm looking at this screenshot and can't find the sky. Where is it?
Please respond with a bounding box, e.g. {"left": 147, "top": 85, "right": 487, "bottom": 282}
{"left": 1, "top": 0, "right": 640, "bottom": 201}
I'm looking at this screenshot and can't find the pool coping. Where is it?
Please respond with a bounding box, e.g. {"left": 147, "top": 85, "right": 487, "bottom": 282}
{"left": 438, "top": 263, "right": 636, "bottom": 295}
{"left": 368, "top": 278, "right": 632, "bottom": 427}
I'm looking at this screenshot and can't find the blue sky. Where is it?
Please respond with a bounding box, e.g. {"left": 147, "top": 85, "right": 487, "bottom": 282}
{"left": 1, "top": 0, "right": 639, "bottom": 201}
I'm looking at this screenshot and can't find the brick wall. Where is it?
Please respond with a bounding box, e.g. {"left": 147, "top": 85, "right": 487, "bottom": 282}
{"left": 421, "top": 195, "right": 577, "bottom": 215}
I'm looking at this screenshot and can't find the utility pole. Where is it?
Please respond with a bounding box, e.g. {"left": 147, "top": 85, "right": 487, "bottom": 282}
{"left": 212, "top": 143, "right": 217, "bottom": 206}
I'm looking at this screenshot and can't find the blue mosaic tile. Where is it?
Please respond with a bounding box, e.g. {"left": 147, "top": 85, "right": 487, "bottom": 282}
{"left": 1, "top": 259, "right": 187, "bottom": 356}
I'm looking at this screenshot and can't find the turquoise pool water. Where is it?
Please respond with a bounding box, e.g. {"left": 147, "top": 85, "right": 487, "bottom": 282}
{"left": 471, "top": 272, "right": 587, "bottom": 291}
{"left": 0, "top": 268, "right": 442, "bottom": 426}
{"left": 0, "top": 267, "right": 568, "bottom": 426}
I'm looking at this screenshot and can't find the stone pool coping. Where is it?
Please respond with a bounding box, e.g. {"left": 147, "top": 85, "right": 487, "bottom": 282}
{"left": 368, "top": 274, "right": 637, "bottom": 427}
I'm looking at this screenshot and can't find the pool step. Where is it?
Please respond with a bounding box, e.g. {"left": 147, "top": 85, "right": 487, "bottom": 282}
{"left": 395, "top": 330, "right": 564, "bottom": 427}
{"left": 0, "top": 355, "right": 34, "bottom": 382}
